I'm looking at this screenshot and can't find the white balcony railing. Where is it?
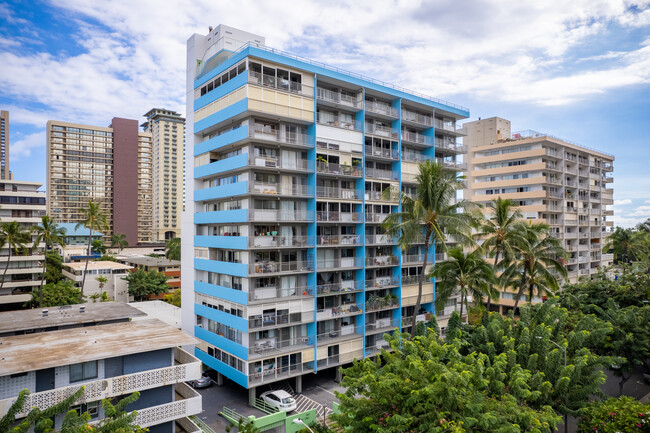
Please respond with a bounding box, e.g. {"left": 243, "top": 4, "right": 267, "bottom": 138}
{"left": 0, "top": 348, "right": 201, "bottom": 420}
{"left": 134, "top": 382, "right": 202, "bottom": 428}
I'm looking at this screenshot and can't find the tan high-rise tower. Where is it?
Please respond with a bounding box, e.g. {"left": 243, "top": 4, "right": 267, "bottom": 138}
{"left": 142, "top": 109, "right": 185, "bottom": 241}
{"left": 463, "top": 117, "right": 615, "bottom": 313}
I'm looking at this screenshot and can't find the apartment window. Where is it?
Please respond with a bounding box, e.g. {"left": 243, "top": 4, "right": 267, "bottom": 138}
{"left": 69, "top": 361, "right": 98, "bottom": 383}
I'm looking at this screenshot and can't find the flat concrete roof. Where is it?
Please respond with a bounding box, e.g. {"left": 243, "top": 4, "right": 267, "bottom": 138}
{"left": 65, "top": 261, "right": 133, "bottom": 271}
{"left": 118, "top": 255, "right": 180, "bottom": 267}
{"left": 0, "top": 302, "right": 146, "bottom": 334}
{"left": 129, "top": 301, "right": 181, "bottom": 329}
{"left": 0, "top": 318, "right": 198, "bottom": 376}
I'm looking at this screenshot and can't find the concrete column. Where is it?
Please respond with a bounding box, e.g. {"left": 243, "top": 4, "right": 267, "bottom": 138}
{"left": 335, "top": 367, "right": 343, "bottom": 383}
{"left": 249, "top": 387, "right": 256, "bottom": 407}
{"left": 216, "top": 372, "right": 224, "bottom": 386}
{"left": 295, "top": 375, "right": 303, "bottom": 393}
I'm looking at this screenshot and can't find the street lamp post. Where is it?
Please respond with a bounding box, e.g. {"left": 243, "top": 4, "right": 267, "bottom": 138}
{"left": 293, "top": 418, "right": 315, "bottom": 433}
{"left": 538, "top": 336, "right": 568, "bottom": 433}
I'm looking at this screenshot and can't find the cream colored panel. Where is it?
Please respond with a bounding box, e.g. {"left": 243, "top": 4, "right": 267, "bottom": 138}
{"left": 194, "top": 87, "right": 246, "bottom": 122}
{"left": 317, "top": 346, "right": 327, "bottom": 360}
{"left": 302, "top": 349, "right": 314, "bottom": 362}
{"left": 249, "top": 86, "right": 263, "bottom": 100}
{"left": 277, "top": 93, "right": 290, "bottom": 106}
{"left": 195, "top": 154, "right": 210, "bottom": 167}
{"left": 249, "top": 99, "right": 263, "bottom": 111}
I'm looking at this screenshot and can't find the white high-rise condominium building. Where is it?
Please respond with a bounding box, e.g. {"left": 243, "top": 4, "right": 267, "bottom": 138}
{"left": 183, "top": 25, "right": 469, "bottom": 401}
{"left": 463, "top": 117, "right": 614, "bottom": 313}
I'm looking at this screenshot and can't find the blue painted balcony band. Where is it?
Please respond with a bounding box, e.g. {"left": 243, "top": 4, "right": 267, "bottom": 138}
{"left": 195, "top": 326, "right": 248, "bottom": 361}
{"left": 194, "top": 209, "right": 247, "bottom": 225}
{"left": 194, "top": 73, "right": 247, "bottom": 111}
{"left": 195, "top": 235, "right": 247, "bottom": 250}
{"left": 194, "top": 126, "right": 248, "bottom": 157}
{"left": 195, "top": 98, "right": 248, "bottom": 134}
{"left": 195, "top": 303, "right": 248, "bottom": 333}
{"left": 195, "top": 153, "right": 248, "bottom": 179}
{"left": 195, "top": 348, "right": 248, "bottom": 388}
{"left": 194, "top": 181, "right": 248, "bottom": 202}
{"left": 195, "top": 281, "right": 248, "bottom": 305}
{"left": 195, "top": 258, "right": 247, "bottom": 278}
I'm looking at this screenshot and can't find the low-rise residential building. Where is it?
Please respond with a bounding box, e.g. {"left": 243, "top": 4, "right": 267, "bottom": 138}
{"left": 0, "top": 178, "right": 46, "bottom": 310}
{"left": 0, "top": 302, "right": 202, "bottom": 433}
{"left": 62, "top": 261, "right": 133, "bottom": 302}
{"left": 58, "top": 222, "right": 104, "bottom": 262}
{"left": 117, "top": 255, "right": 181, "bottom": 291}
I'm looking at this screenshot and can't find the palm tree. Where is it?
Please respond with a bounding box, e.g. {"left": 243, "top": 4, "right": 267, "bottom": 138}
{"left": 603, "top": 226, "right": 645, "bottom": 266}
{"left": 382, "top": 160, "right": 476, "bottom": 337}
{"left": 431, "top": 247, "right": 497, "bottom": 321}
{"left": 477, "top": 198, "right": 526, "bottom": 312}
{"left": 31, "top": 216, "right": 67, "bottom": 308}
{"left": 110, "top": 233, "right": 128, "bottom": 253}
{"left": 165, "top": 237, "right": 181, "bottom": 262}
{"left": 0, "top": 221, "right": 31, "bottom": 293}
{"left": 76, "top": 201, "right": 109, "bottom": 303}
{"left": 502, "top": 222, "right": 567, "bottom": 312}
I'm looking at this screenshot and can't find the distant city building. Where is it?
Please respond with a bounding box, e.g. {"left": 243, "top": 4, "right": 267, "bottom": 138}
{"left": 46, "top": 119, "right": 153, "bottom": 245}
{"left": 463, "top": 117, "right": 614, "bottom": 312}
{"left": 0, "top": 110, "right": 10, "bottom": 180}
{"left": 183, "top": 24, "right": 468, "bottom": 399}
{"left": 0, "top": 179, "right": 46, "bottom": 310}
{"left": 0, "top": 302, "right": 202, "bottom": 433}
{"left": 142, "top": 109, "right": 185, "bottom": 242}
{"left": 62, "top": 261, "right": 133, "bottom": 302}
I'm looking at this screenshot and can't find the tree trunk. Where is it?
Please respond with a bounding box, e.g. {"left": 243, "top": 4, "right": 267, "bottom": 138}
{"left": 38, "top": 247, "right": 47, "bottom": 308}
{"left": 411, "top": 230, "right": 431, "bottom": 338}
{"left": 459, "top": 292, "right": 464, "bottom": 322}
{"left": 0, "top": 247, "right": 12, "bottom": 293}
{"left": 486, "top": 247, "right": 501, "bottom": 313}
{"left": 80, "top": 229, "right": 93, "bottom": 303}
{"left": 619, "top": 372, "right": 632, "bottom": 396}
{"left": 512, "top": 264, "right": 528, "bottom": 312}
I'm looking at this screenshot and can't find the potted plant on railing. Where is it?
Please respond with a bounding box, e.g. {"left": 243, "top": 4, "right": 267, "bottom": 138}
{"left": 317, "top": 156, "right": 328, "bottom": 171}
{"left": 342, "top": 161, "right": 351, "bottom": 175}
{"left": 352, "top": 159, "right": 362, "bottom": 176}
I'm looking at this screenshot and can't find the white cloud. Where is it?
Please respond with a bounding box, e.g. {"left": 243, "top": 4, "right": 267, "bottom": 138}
{"left": 11, "top": 131, "right": 45, "bottom": 161}
{"left": 645, "top": 199, "right": 650, "bottom": 204}
{"left": 627, "top": 205, "right": 650, "bottom": 217}
{"left": 0, "top": 0, "right": 647, "bottom": 127}
{"left": 614, "top": 199, "right": 633, "bottom": 205}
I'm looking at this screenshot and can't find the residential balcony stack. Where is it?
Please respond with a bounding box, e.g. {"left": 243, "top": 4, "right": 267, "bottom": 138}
{"left": 182, "top": 24, "right": 469, "bottom": 400}
{"left": 463, "top": 117, "right": 614, "bottom": 312}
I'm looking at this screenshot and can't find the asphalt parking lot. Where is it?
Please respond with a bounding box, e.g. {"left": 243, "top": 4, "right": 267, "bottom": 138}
{"left": 194, "top": 368, "right": 346, "bottom": 431}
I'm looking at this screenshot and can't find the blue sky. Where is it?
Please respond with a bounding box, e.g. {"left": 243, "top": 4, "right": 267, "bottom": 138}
{"left": 1, "top": 0, "right": 650, "bottom": 227}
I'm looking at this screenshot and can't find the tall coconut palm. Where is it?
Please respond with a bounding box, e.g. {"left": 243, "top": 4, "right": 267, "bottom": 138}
{"left": 382, "top": 160, "right": 476, "bottom": 337}
{"left": 502, "top": 222, "right": 567, "bottom": 312}
{"left": 0, "top": 221, "right": 31, "bottom": 293}
{"left": 110, "top": 233, "right": 128, "bottom": 253}
{"left": 165, "top": 237, "right": 181, "bottom": 262}
{"left": 476, "top": 198, "right": 526, "bottom": 312}
{"left": 75, "top": 201, "right": 109, "bottom": 303}
{"left": 32, "top": 216, "right": 67, "bottom": 308}
{"left": 431, "top": 247, "right": 497, "bottom": 321}
{"left": 602, "top": 226, "right": 645, "bottom": 266}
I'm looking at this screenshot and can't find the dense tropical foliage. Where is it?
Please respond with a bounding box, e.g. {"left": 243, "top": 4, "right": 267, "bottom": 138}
{"left": 122, "top": 267, "right": 169, "bottom": 301}
{"left": 75, "top": 201, "right": 109, "bottom": 303}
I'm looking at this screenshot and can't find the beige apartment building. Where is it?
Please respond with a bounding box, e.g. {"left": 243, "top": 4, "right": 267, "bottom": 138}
{"left": 463, "top": 117, "right": 614, "bottom": 312}
{"left": 0, "top": 179, "right": 46, "bottom": 310}
{"left": 47, "top": 119, "right": 153, "bottom": 245}
{"left": 141, "top": 109, "right": 185, "bottom": 241}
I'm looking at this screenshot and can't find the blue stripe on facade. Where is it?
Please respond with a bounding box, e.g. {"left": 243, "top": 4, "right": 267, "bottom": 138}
{"left": 195, "top": 153, "right": 248, "bottom": 179}
{"left": 195, "top": 303, "right": 248, "bottom": 333}
{"left": 194, "top": 126, "right": 248, "bottom": 157}
{"left": 195, "top": 280, "right": 248, "bottom": 305}
{"left": 194, "top": 73, "right": 248, "bottom": 111}
{"left": 195, "top": 235, "right": 247, "bottom": 250}
{"left": 194, "top": 98, "right": 248, "bottom": 134}
{"left": 194, "top": 209, "right": 248, "bottom": 224}
{"left": 194, "top": 181, "right": 248, "bottom": 202}
{"left": 195, "top": 326, "right": 248, "bottom": 361}
{"left": 195, "top": 50, "right": 249, "bottom": 88}
{"left": 195, "top": 348, "right": 248, "bottom": 388}
{"left": 196, "top": 47, "right": 469, "bottom": 117}
{"left": 195, "top": 258, "right": 248, "bottom": 278}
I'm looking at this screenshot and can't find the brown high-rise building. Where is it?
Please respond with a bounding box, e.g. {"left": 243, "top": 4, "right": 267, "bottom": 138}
{"left": 46, "top": 118, "right": 152, "bottom": 245}
{"left": 0, "top": 110, "right": 10, "bottom": 180}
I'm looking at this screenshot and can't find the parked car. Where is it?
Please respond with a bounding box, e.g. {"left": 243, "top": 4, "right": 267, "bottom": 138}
{"left": 189, "top": 375, "right": 211, "bottom": 389}
{"left": 260, "top": 390, "right": 297, "bottom": 412}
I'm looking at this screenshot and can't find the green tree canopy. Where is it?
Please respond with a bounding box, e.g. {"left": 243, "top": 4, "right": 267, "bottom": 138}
{"left": 32, "top": 216, "right": 67, "bottom": 307}
{"left": 44, "top": 250, "right": 64, "bottom": 284}
{"left": 29, "top": 281, "right": 83, "bottom": 308}
{"left": 109, "top": 233, "right": 128, "bottom": 252}
{"left": 332, "top": 332, "right": 561, "bottom": 432}
{"left": 577, "top": 397, "right": 650, "bottom": 433}
{"left": 165, "top": 237, "right": 180, "bottom": 261}
{"left": 123, "top": 268, "right": 169, "bottom": 301}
